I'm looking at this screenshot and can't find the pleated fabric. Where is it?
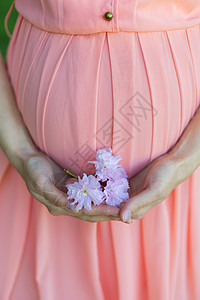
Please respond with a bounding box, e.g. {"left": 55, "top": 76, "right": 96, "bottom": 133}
{"left": 1, "top": 11, "right": 200, "bottom": 300}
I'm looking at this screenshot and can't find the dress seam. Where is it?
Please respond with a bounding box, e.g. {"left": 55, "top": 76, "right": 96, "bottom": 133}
{"left": 41, "top": 35, "right": 74, "bottom": 154}
{"left": 106, "top": 34, "right": 114, "bottom": 151}
{"left": 15, "top": 19, "right": 32, "bottom": 104}
{"left": 21, "top": 32, "right": 49, "bottom": 120}
{"left": 137, "top": 32, "right": 154, "bottom": 165}
{"left": 95, "top": 33, "right": 107, "bottom": 153}
{"left": 165, "top": 31, "right": 183, "bottom": 138}
{"left": 185, "top": 28, "right": 198, "bottom": 113}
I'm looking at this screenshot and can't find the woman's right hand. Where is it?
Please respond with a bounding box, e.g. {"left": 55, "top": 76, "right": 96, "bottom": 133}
{"left": 19, "top": 150, "right": 121, "bottom": 223}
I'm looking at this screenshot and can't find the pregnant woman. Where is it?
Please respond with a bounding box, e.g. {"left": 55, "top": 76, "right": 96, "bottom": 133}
{"left": 1, "top": 0, "right": 200, "bottom": 299}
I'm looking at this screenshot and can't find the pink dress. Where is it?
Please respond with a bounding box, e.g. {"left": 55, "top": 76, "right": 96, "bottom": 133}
{"left": 1, "top": 0, "right": 200, "bottom": 299}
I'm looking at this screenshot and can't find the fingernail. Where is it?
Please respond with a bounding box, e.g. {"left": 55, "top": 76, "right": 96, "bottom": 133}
{"left": 123, "top": 210, "right": 131, "bottom": 222}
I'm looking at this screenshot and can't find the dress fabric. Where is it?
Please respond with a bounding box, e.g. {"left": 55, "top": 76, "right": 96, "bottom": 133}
{"left": 1, "top": 0, "right": 200, "bottom": 299}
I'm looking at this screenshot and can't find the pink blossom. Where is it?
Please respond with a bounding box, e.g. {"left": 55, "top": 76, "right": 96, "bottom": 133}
{"left": 66, "top": 173, "right": 105, "bottom": 211}
{"left": 88, "top": 147, "right": 128, "bottom": 181}
{"left": 65, "top": 147, "right": 130, "bottom": 211}
{"left": 103, "top": 177, "right": 130, "bottom": 206}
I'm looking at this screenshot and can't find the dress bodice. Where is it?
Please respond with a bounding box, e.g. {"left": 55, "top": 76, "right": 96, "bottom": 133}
{"left": 12, "top": 0, "right": 200, "bottom": 34}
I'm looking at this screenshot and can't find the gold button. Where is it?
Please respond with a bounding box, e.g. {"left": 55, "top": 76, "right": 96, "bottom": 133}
{"left": 104, "top": 12, "right": 113, "bottom": 21}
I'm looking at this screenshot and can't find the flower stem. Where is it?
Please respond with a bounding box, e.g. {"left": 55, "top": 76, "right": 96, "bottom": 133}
{"left": 64, "top": 169, "right": 78, "bottom": 179}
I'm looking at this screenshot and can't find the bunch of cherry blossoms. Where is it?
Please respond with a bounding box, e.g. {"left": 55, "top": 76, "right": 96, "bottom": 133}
{"left": 64, "top": 147, "right": 130, "bottom": 211}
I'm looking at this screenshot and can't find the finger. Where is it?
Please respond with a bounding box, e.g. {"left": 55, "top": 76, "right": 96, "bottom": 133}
{"left": 85, "top": 204, "right": 120, "bottom": 216}
{"left": 31, "top": 188, "right": 121, "bottom": 221}
{"left": 42, "top": 178, "right": 70, "bottom": 209}
{"left": 67, "top": 201, "right": 120, "bottom": 216}
{"left": 29, "top": 188, "right": 50, "bottom": 207}
{"left": 120, "top": 187, "right": 157, "bottom": 222}
{"left": 78, "top": 213, "right": 122, "bottom": 223}
{"left": 65, "top": 178, "right": 78, "bottom": 185}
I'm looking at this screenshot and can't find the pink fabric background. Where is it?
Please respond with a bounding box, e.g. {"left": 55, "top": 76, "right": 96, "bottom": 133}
{"left": 1, "top": 1, "right": 200, "bottom": 299}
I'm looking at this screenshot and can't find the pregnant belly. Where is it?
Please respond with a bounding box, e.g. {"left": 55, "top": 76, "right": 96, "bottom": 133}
{"left": 6, "top": 15, "right": 200, "bottom": 178}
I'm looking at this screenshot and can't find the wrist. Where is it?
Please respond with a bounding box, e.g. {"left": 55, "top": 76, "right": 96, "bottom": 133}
{"left": 2, "top": 139, "right": 40, "bottom": 176}
{"left": 167, "top": 143, "right": 200, "bottom": 186}
{"left": 166, "top": 103, "right": 200, "bottom": 184}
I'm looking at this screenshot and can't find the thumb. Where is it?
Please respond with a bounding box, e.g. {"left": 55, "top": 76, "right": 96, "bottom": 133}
{"left": 120, "top": 187, "right": 155, "bottom": 222}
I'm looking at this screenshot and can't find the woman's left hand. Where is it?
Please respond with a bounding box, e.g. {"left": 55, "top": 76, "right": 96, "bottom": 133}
{"left": 119, "top": 153, "right": 180, "bottom": 224}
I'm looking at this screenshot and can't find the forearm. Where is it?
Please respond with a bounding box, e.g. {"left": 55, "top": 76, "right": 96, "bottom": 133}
{"left": 167, "top": 103, "right": 200, "bottom": 184}
{"left": 0, "top": 52, "right": 39, "bottom": 172}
